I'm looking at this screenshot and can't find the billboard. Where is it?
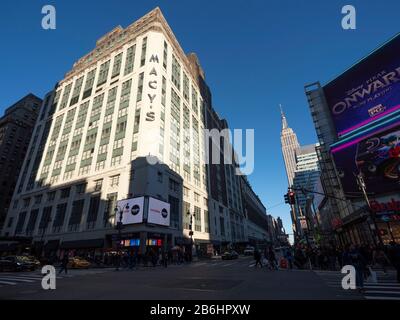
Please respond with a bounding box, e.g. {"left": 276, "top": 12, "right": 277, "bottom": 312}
{"left": 332, "top": 124, "right": 400, "bottom": 195}
{"left": 147, "top": 197, "right": 170, "bottom": 227}
{"left": 116, "top": 197, "right": 144, "bottom": 225}
{"left": 323, "top": 34, "right": 400, "bottom": 137}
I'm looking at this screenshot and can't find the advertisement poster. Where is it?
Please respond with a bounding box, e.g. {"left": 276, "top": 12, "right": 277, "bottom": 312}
{"left": 117, "top": 197, "right": 145, "bottom": 225}
{"left": 147, "top": 197, "right": 171, "bottom": 227}
{"left": 332, "top": 124, "right": 400, "bottom": 195}
{"left": 323, "top": 34, "right": 400, "bottom": 137}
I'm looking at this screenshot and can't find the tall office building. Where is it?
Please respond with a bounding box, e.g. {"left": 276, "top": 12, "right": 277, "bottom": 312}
{"left": 0, "top": 94, "right": 42, "bottom": 229}
{"left": 280, "top": 105, "right": 300, "bottom": 187}
{"left": 1, "top": 8, "right": 271, "bottom": 256}
{"left": 292, "top": 144, "right": 320, "bottom": 237}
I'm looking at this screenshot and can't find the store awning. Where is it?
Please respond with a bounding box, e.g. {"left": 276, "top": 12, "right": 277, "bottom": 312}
{"left": 60, "top": 238, "right": 104, "bottom": 249}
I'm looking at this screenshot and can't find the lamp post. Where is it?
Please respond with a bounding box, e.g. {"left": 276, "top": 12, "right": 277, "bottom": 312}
{"left": 356, "top": 172, "right": 383, "bottom": 246}
{"left": 114, "top": 203, "right": 130, "bottom": 271}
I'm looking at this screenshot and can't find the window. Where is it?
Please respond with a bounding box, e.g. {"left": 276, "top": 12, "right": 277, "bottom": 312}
{"left": 183, "top": 201, "right": 190, "bottom": 230}
{"left": 23, "top": 198, "right": 30, "bottom": 208}
{"left": 120, "top": 79, "right": 132, "bottom": 109}
{"left": 168, "top": 195, "right": 180, "bottom": 229}
{"left": 25, "top": 209, "right": 39, "bottom": 235}
{"left": 15, "top": 211, "right": 27, "bottom": 234}
{"left": 194, "top": 206, "right": 201, "bottom": 232}
{"left": 194, "top": 193, "right": 200, "bottom": 202}
{"left": 95, "top": 161, "right": 105, "bottom": 171}
{"left": 183, "top": 187, "right": 189, "bottom": 198}
{"left": 157, "top": 171, "right": 163, "bottom": 183}
{"left": 7, "top": 217, "right": 14, "bottom": 228}
{"left": 124, "top": 45, "right": 136, "bottom": 75}
{"left": 60, "top": 187, "right": 71, "bottom": 198}
{"left": 136, "top": 73, "right": 144, "bottom": 102}
{"left": 140, "top": 37, "right": 147, "bottom": 67}
{"left": 169, "top": 179, "right": 179, "bottom": 192}
{"left": 59, "top": 83, "right": 72, "bottom": 110}
{"left": 39, "top": 206, "right": 52, "bottom": 231}
{"left": 76, "top": 183, "right": 87, "bottom": 194}
{"left": 204, "top": 210, "right": 210, "bottom": 233}
{"left": 82, "top": 68, "right": 97, "bottom": 99}
{"left": 94, "top": 179, "right": 103, "bottom": 191}
{"left": 68, "top": 199, "right": 85, "bottom": 231}
{"left": 110, "top": 175, "right": 120, "bottom": 187}
{"left": 104, "top": 193, "right": 117, "bottom": 227}
{"left": 70, "top": 76, "right": 84, "bottom": 106}
{"left": 111, "top": 155, "right": 122, "bottom": 167}
{"left": 163, "top": 41, "right": 168, "bottom": 69}
{"left": 161, "top": 76, "right": 166, "bottom": 106}
{"left": 220, "top": 217, "right": 225, "bottom": 236}
{"left": 97, "top": 60, "right": 110, "bottom": 86}
{"left": 183, "top": 73, "right": 189, "bottom": 101}
{"left": 34, "top": 195, "right": 42, "bottom": 205}
{"left": 52, "top": 203, "right": 67, "bottom": 233}
{"left": 47, "top": 191, "right": 56, "bottom": 202}
{"left": 111, "top": 52, "right": 123, "bottom": 78}
{"left": 171, "top": 55, "right": 181, "bottom": 90}
{"left": 86, "top": 195, "right": 100, "bottom": 228}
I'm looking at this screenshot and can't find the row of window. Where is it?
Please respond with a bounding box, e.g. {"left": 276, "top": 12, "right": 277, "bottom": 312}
{"left": 14, "top": 175, "right": 120, "bottom": 210}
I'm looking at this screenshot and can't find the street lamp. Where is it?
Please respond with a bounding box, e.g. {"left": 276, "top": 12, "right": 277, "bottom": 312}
{"left": 356, "top": 172, "right": 383, "bottom": 246}
{"left": 114, "top": 203, "right": 130, "bottom": 271}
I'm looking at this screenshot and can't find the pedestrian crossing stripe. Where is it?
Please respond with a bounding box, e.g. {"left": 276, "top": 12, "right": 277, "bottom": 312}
{"left": 314, "top": 269, "right": 400, "bottom": 300}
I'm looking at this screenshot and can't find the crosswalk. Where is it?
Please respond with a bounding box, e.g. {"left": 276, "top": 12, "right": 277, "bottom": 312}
{"left": 0, "top": 269, "right": 109, "bottom": 288}
{"left": 168, "top": 258, "right": 255, "bottom": 269}
{"left": 314, "top": 269, "right": 400, "bottom": 300}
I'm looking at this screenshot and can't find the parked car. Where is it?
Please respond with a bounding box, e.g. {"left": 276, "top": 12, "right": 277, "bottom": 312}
{"left": 0, "top": 256, "right": 36, "bottom": 272}
{"left": 221, "top": 250, "right": 239, "bottom": 260}
{"left": 243, "top": 246, "right": 255, "bottom": 256}
{"left": 68, "top": 257, "right": 91, "bottom": 269}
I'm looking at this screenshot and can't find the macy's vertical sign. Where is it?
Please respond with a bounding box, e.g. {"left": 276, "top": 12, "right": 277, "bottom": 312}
{"left": 145, "top": 54, "right": 159, "bottom": 121}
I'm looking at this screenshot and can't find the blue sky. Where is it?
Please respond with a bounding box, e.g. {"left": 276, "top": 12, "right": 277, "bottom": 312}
{"left": 1, "top": 0, "right": 399, "bottom": 240}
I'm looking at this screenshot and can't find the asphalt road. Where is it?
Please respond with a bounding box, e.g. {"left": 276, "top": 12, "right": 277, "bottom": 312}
{"left": 0, "top": 256, "right": 364, "bottom": 300}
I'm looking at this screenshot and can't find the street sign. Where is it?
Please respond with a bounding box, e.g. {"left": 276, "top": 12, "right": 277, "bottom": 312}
{"left": 299, "top": 217, "right": 308, "bottom": 230}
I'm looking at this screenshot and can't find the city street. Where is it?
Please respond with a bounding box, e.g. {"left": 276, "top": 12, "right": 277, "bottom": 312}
{"left": 0, "top": 256, "right": 385, "bottom": 300}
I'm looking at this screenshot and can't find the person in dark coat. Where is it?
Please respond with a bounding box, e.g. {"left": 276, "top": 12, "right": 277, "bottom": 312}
{"left": 254, "top": 249, "right": 262, "bottom": 268}
{"left": 348, "top": 245, "right": 367, "bottom": 292}
{"left": 59, "top": 253, "right": 69, "bottom": 274}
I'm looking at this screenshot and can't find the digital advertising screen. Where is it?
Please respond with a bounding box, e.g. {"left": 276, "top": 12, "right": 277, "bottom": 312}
{"left": 117, "top": 197, "right": 145, "bottom": 225}
{"left": 331, "top": 123, "right": 400, "bottom": 195}
{"left": 323, "top": 34, "right": 400, "bottom": 137}
{"left": 147, "top": 197, "right": 170, "bottom": 227}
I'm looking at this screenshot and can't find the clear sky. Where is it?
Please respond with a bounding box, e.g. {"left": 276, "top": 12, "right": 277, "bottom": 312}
{"left": 1, "top": 0, "right": 399, "bottom": 241}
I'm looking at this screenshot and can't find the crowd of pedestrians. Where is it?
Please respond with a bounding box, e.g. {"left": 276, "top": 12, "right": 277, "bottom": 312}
{"left": 110, "top": 246, "right": 194, "bottom": 270}
{"left": 253, "top": 241, "right": 400, "bottom": 290}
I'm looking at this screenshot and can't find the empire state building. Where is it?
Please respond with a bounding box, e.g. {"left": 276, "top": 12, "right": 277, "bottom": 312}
{"left": 280, "top": 105, "right": 299, "bottom": 187}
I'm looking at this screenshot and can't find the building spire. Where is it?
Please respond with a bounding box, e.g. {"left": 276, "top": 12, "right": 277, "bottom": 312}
{"left": 280, "top": 104, "right": 288, "bottom": 130}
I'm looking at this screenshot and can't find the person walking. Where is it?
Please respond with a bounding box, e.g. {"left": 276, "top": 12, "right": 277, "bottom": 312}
{"left": 254, "top": 249, "right": 262, "bottom": 268}
{"left": 268, "top": 246, "right": 278, "bottom": 270}
{"left": 285, "top": 248, "right": 293, "bottom": 270}
{"left": 59, "top": 253, "right": 69, "bottom": 274}
{"left": 348, "top": 245, "right": 367, "bottom": 293}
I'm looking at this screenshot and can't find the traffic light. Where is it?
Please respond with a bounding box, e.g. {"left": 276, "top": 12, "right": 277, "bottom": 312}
{"left": 288, "top": 191, "right": 295, "bottom": 205}
{"left": 284, "top": 193, "right": 290, "bottom": 204}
